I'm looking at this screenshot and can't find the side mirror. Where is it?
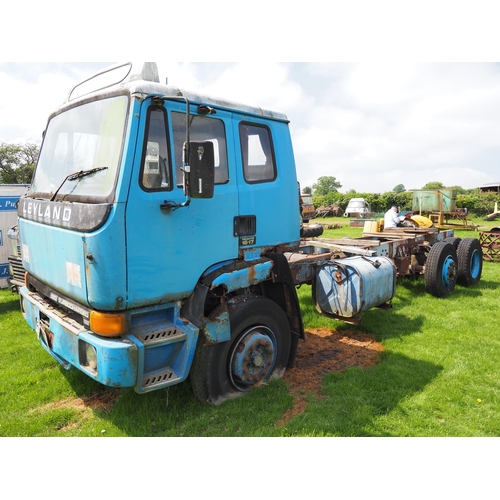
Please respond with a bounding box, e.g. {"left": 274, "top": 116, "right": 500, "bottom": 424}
{"left": 183, "top": 141, "right": 215, "bottom": 199}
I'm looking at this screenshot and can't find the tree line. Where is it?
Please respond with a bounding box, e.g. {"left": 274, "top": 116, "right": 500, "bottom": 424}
{"left": 305, "top": 176, "right": 500, "bottom": 217}
{"left": 0, "top": 142, "right": 39, "bottom": 184}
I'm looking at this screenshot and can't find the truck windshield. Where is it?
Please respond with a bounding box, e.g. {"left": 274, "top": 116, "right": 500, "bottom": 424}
{"left": 31, "top": 95, "right": 128, "bottom": 201}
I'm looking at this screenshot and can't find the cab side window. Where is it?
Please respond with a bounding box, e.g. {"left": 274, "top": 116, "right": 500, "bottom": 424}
{"left": 239, "top": 123, "right": 276, "bottom": 183}
{"left": 140, "top": 107, "right": 172, "bottom": 191}
{"left": 171, "top": 112, "right": 228, "bottom": 186}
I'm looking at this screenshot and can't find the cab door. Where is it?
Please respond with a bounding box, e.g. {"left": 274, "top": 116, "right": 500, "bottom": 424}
{"left": 125, "top": 98, "right": 239, "bottom": 307}
{"left": 234, "top": 118, "right": 300, "bottom": 253}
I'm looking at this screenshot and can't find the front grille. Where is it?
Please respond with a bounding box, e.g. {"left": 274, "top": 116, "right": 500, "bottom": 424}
{"left": 27, "top": 274, "right": 90, "bottom": 329}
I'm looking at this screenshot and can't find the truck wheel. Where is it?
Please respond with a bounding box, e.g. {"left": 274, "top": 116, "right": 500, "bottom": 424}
{"left": 457, "top": 238, "right": 483, "bottom": 286}
{"left": 190, "top": 295, "right": 291, "bottom": 405}
{"left": 425, "top": 242, "right": 458, "bottom": 298}
{"left": 444, "top": 236, "right": 461, "bottom": 250}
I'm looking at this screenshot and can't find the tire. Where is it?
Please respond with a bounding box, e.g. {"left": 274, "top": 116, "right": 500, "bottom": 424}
{"left": 425, "top": 242, "right": 458, "bottom": 298}
{"left": 444, "top": 236, "right": 461, "bottom": 250}
{"left": 457, "top": 238, "right": 483, "bottom": 286}
{"left": 300, "top": 224, "right": 324, "bottom": 238}
{"left": 190, "top": 295, "right": 291, "bottom": 405}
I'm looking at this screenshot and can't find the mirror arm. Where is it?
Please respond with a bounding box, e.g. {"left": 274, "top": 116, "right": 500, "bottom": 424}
{"left": 153, "top": 95, "right": 214, "bottom": 208}
{"left": 152, "top": 94, "right": 193, "bottom": 206}
{"left": 182, "top": 98, "right": 192, "bottom": 201}
{"left": 160, "top": 198, "right": 191, "bottom": 211}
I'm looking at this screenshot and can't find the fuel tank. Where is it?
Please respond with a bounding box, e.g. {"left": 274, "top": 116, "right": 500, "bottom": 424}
{"left": 314, "top": 255, "right": 396, "bottom": 324}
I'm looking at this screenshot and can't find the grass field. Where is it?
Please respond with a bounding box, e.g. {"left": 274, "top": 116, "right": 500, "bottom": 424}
{"left": 1, "top": 217, "right": 499, "bottom": 438}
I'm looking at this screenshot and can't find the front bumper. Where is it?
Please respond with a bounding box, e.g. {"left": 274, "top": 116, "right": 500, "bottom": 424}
{"left": 19, "top": 286, "right": 199, "bottom": 393}
{"left": 20, "top": 286, "right": 138, "bottom": 388}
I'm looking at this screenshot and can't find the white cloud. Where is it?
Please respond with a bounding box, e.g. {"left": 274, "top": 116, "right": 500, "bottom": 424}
{"left": 291, "top": 63, "right": 500, "bottom": 192}
{"left": 344, "top": 63, "right": 419, "bottom": 107}
{"left": 0, "top": 66, "right": 98, "bottom": 144}
{"left": 158, "top": 62, "right": 311, "bottom": 117}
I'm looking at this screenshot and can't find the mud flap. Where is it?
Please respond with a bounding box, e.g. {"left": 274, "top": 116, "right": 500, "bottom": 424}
{"left": 266, "top": 252, "right": 305, "bottom": 368}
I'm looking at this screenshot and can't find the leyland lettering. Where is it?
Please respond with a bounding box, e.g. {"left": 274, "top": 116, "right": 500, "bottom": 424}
{"left": 19, "top": 198, "right": 111, "bottom": 232}
{"left": 22, "top": 199, "right": 72, "bottom": 223}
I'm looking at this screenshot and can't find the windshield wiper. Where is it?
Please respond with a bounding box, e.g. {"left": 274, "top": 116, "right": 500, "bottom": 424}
{"left": 50, "top": 167, "right": 108, "bottom": 201}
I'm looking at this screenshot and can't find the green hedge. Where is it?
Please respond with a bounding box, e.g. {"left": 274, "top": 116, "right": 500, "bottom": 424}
{"left": 312, "top": 190, "right": 500, "bottom": 217}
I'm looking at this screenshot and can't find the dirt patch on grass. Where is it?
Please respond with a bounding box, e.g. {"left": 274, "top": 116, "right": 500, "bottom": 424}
{"left": 37, "top": 387, "right": 121, "bottom": 413}
{"left": 277, "top": 328, "right": 383, "bottom": 426}
{"left": 31, "top": 387, "right": 120, "bottom": 431}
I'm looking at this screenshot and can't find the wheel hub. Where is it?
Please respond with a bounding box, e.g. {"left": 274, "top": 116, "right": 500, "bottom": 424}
{"left": 230, "top": 328, "right": 277, "bottom": 389}
{"left": 470, "top": 249, "right": 481, "bottom": 279}
{"left": 442, "top": 255, "right": 457, "bottom": 287}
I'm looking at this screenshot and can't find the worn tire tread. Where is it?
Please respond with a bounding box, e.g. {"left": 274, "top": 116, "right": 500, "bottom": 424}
{"left": 425, "top": 242, "right": 457, "bottom": 298}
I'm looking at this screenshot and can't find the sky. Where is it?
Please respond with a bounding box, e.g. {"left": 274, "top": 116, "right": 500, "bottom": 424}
{"left": 1, "top": 61, "right": 499, "bottom": 194}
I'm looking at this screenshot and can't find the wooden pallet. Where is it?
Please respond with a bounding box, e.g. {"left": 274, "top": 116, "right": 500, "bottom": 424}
{"left": 479, "top": 232, "right": 500, "bottom": 262}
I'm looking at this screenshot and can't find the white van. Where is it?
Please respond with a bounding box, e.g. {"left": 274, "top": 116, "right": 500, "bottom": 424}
{"left": 344, "top": 198, "right": 373, "bottom": 218}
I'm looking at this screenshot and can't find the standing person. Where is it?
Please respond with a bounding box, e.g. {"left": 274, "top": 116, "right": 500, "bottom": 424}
{"left": 384, "top": 206, "right": 401, "bottom": 229}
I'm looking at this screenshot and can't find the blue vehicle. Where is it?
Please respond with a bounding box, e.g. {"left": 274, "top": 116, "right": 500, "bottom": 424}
{"left": 18, "top": 62, "right": 479, "bottom": 405}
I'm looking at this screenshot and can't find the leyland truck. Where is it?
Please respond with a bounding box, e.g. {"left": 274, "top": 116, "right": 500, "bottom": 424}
{"left": 17, "top": 62, "right": 482, "bottom": 404}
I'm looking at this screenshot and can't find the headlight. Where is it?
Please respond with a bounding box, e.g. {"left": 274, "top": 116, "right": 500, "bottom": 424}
{"left": 79, "top": 341, "right": 98, "bottom": 373}
{"left": 86, "top": 344, "right": 98, "bottom": 370}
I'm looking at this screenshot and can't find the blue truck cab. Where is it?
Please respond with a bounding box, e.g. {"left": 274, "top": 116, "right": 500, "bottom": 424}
{"left": 17, "top": 62, "right": 401, "bottom": 404}
{"left": 18, "top": 62, "right": 306, "bottom": 403}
